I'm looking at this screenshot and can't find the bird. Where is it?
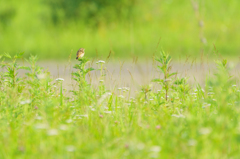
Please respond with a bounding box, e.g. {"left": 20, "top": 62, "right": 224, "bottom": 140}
{"left": 76, "top": 48, "right": 85, "bottom": 60}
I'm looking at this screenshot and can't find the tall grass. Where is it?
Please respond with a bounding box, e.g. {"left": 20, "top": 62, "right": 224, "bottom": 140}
{"left": 0, "top": 51, "right": 240, "bottom": 158}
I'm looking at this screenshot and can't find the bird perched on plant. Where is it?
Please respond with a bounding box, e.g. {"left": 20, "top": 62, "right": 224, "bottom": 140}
{"left": 76, "top": 48, "right": 85, "bottom": 60}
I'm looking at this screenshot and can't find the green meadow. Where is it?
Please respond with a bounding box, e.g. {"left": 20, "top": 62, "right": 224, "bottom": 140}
{"left": 1, "top": 51, "right": 240, "bottom": 158}
{"left": 0, "top": 0, "right": 240, "bottom": 60}
{"left": 1, "top": 0, "right": 240, "bottom": 158}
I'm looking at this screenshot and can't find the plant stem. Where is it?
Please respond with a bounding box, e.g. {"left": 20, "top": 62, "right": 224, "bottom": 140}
{"left": 165, "top": 74, "right": 167, "bottom": 101}
{"left": 60, "top": 82, "right": 63, "bottom": 106}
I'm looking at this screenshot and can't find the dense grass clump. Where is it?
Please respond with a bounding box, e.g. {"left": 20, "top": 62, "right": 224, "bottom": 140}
{"left": 0, "top": 52, "right": 240, "bottom": 158}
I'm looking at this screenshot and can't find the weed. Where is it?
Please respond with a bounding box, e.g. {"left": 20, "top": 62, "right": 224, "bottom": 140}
{"left": 0, "top": 52, "right": 240, "bottom": 158}
{"left": 152, "top": 50, "right": 177, "bottom": 101}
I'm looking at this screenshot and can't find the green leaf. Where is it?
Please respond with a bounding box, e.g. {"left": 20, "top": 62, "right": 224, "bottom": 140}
{"left": 3, "top": 53, "right": 12, "bottom": 59}
{"left": 166, "top": 55, "right": 172, "bottom": 65}
{"left": 155, "top": 57, "right": 161, "bottom": 63}
{"left": 4, "top": 72, "right": 10, "bottom": 76}
{"left": 19, "top": 52, "right": 24, "bottom": 56}
{"left": 18, "top": 66, "right": 31, "bottom": 71}
{"left": 156, "top": 56, "right": 164, "bottom": 64}
{"left": 151, "top": 78, "right": 163, "bottom": 83}
{"left": 14, "top": 52, "right": 24, "bottom": 59}
{"left": 73, "top": 64, "right": 81, "bottom": 69}
{"left": 0, "top": 63, "right": 8, "bottom": 68}
{"left": 86, "top": 67, "right": 94, "bottom": 73}
{"left": 72, "top": 72, "right": 80, "bottom": 77}
{"left": 222, "top": 59, "right": 227, "bottom": 67}
{"left": 157, "top": 65, "right": 165, "bottom": 73}
{"left": 168, "top": 72, "right": 177, "bottom": 78}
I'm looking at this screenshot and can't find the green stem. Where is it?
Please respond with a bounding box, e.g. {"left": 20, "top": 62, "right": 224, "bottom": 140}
{"left": 60, "top": 82, "right": 63, "bottom": 106}
{"left": 165, "top": 73, "right": 167, "bottom": 101}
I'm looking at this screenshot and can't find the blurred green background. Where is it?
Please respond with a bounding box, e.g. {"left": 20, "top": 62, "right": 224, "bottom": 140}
{"left": 0, "top": 0, "right": 239, "bottom": 60}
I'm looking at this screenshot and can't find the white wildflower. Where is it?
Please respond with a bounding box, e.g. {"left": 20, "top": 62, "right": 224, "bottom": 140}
{"left": 96, "top": 60, "right": 105, "bottom": 64}
{"left": 35, "top": 116, "right": 42, "bottom": 120}
{"left": 74, "top": 116, "right": 82, "bottom": 119}
{"left": 171, "top": 114, "right": 185, "bottom": 118}
{"left": 118, "top": 95, "right": 124, "bottom": 99}
{"left": 202, "top": 103, "right": 211, "bottom": 108}
{"left": 35, "top": 123, "right": 49, "bottom": 129}
{"left": 122, "top": 87, "right": 130, "bottom": 91}
{"left": 47, "top": 129, "right": 58, "bottom": 136}
{"left": 150, "top": 146, "right": 161, "bottom": 152}
{"left": 20, "top": 99, "right": 31, "bottom": 105}
{"left": 56, "top": 78, "right": 64, "bottom": 81}
{"left": 66, "top": 119, "right": 73, "bottom": 123}
{"left": 199, "top": 127, "right": 211, "bottom": 135}
{"left": 188, "top": 139, "right": 197, "bottom": 146}
{"left": 59, "top": 124, "right": 68, "bottom": 131}
{"left": 66, "top": 145, "right": 75, "bottom": 152}
{"left": 104, "top": 111, "right": 112, "bottom": 114}
{"left": 79, "top": 114, "right": 88, "bottom": 118}
{"left": 207, "top": 92, "right": 214, "bottom": 95}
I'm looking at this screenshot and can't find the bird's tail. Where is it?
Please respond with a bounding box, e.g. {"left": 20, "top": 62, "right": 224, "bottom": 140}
{"left": 76, "top": 57, "right": 78, "bottom": 59}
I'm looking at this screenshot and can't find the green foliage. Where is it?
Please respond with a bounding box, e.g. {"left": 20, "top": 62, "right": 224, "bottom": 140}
{"left": 0, "top": 0, "right": 240, "bottom": 59}
{"left": 45, "top": 0, "right": 137, "bottom": 26}
{"left": 172, "top": 77, "right": 190, "bottom": 99}
{"left": 1, "top": 53, "right": 240, "bottom": 158}
{"left": 0, "top": 52, "right": 26, "bottom": 88}
{"left": 72, "top": 57, "right": 94, "bottom": 85}
{"left": 152, "top": 50, "right": 177, "bottom": 101}
{"left": 72, "top": 57, "right": 95, "bottom": 104}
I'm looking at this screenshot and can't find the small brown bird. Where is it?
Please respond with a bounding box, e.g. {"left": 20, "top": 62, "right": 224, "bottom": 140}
{"left": 76, "top": 48, "right": 85, "bottom": 60}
